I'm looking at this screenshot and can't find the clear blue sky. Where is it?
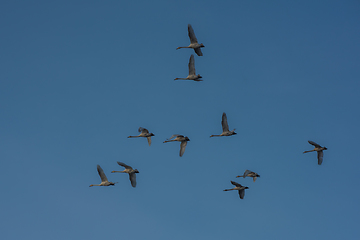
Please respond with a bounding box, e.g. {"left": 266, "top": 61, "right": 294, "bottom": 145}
{"left": 1, "top": 1, "right": 359, "bottom": 239}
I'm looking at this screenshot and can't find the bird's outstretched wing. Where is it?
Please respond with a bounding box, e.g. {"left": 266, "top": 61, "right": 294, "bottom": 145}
{"left": 308, "top": 140, "right": 321, "bottom": 148}
{"left": 194, "top": 48, "right": 203, "bottom": 56}
{"left": 231, "top": 181, "right": 242, "bottom": 187}
{"left": 147, "top": 137, "right": 152, "bottom": 146}
{"left": 169, "top": 134, "right": 182, "bottom": 140}
{"left": 138, "top": 127, "right": 149, "bottom": 134}
{"left": 129, "top": 173, "right": 137, "bottom": 187}
{"left": 117, "top": 161, "right": 133, "bottom": 170}
{"left": 239, "top": 189, "right": 245, "bottom": 199}
{"left": 317, "top": 151, "right": 324, "bottom": 165}
{"left": 188, "top": 24, "right": 198, "bottom": 44}
{"left": 180, "top": 141, "right": 187, "bottom": 157}
{"left": 97, "top": 165, "right": 108, "bottom": 182}
{"left": 188, "top": 54, "right": 195, "bottom": 75}
{"left": 222, "top": 112, "right": 229, "bottom": 132}
{"left": 243, "top": 170, "right": 252, "bottom": 177}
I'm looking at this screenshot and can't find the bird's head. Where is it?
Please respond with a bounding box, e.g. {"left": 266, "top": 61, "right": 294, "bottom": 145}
{"left": 134, "top": 169, "right": 139, "bottom": 173}
{"left": 200, "top": 43, "right": 205, "bottom": 48}
{"left": 150, "top": 133, "right": 155, "bottom": 136}
{"left": 244, "top": 186, "right": 249, "bottom": 189}
{"left": 197, "top": 74, "right": 202, "bottom": 78}
{"left": 89, "top": 184, "right": 94, "bottom": 187}
{"left": 185, "top": 137, "right": 190, "bottom": 141}
{"left": 324, "top": 147, "right": 328, "bottom": 150}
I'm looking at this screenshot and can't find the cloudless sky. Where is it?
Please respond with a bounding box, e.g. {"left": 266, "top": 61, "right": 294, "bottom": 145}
{"left": 1, "top": 0, "right": 360, "bottom": 239}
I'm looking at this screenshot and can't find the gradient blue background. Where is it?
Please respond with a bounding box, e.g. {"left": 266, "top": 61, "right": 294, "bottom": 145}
{"left": 1, "top": 1, "right": 359, "bottom": 239}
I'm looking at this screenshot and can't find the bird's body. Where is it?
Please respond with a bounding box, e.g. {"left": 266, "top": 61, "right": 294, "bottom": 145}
{"left": 128, "top": 127, "right": 154, "bottom": 146}
{"left": 223, "top": 181, "right": 249, "bottom": 199}
{"left": 210, "top": 112, "right": 237, "bottom": 137}
{"left": 236, "top": 170, "right": 260, "bottom": 182}
{"left": 176, "top": 24, "right": 204, "bottom": 56}
{"left": 303, "top": 140, "right": 327, "bottom": 165}
{"left": 111, "top": 162, "right": 139, "bottom": 187}
{"left": 89, "top": 165, "right": 116, "bottom": 187}
{"left": 174, "top": 54, "right": 202, "bottom": 81}
{"left": 163, "top": 134, "right": 190, "bottom": 157}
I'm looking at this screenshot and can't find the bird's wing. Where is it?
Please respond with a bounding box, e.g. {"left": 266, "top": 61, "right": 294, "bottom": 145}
{"left": 243, "top": 170, "right": 252, "bottom": 177}
{"left": 138, "top": 127, "right": 149, "bottom": 134}
{"left": 253, "top": 177, "right": 257, "bottom": 182}
{"left": 188, "top": 24, "right": 198, "bottom": 43}
{"left": 231, "top": 181, "right": 242, "bottom": 187}
{"left": 239, "top": 189, "right": 245, "bottom": 199}
{"left": 117, "top": 161, "right": 133, "bottom": 170}
{"left": 317, "top": 151, "right": 323, "bottom": 165}
{"left": 188, "top": 54, "right": 196, "bottom": 75}
{"left": 147, "top": 137, "right": 152, "bottom": 146}
{"left": 308, "top": 140, "right": 321, "bottom": 148}
{"left": 169, "top": 134, "right": 182, "bottom": 140}
{"left": 194, "top": 48, "right": 203, "bottom": 56}
{"left": 129, "top": 173, "right": 137, "bottom": 187}
{"left": 97, "top": 165, "right": 108, "bottom": 182}
{"left": 222, "top": 112, "right": 229, "bottom": 132}
{"left": 180, "top": 141, "right": 187, "bottom": 157}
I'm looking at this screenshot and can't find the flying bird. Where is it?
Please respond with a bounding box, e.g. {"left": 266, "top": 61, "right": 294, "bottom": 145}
{"left": 223, "top": 181, "right": 249, "bottom": 199}
{"left": 128, "top": 127, "right": 155, "bottom": 146}
{"left": 111, "top": 162, "right": 139, "bottom": 188}
{"left": 236, "top": 170, "right": 260, "bottom": 182}
{"left": 176, "top": 24, "right": 205, "bottom": 56}
{"left": 303, "top": 140, "right": 327, "bottom": 165}
{"left": 163, "top": 134, "right": 190, "bottom": 157}
{"left": 174, "top": 54, "right": 202, "bottom": 81}
{"left": 210, "top": 112, "right": 237, "bottom": 137}
{"left": 89, "top": 165, "right": 116, "bottom": 187}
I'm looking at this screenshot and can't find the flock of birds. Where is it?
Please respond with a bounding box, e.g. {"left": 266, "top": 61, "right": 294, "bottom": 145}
{"left": 89, "top": 24, "right": 328, "bottom": 200}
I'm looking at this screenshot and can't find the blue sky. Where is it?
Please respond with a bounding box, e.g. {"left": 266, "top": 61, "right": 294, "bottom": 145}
{"left": 1, "top": 0, "right": 360, "bottom": 239}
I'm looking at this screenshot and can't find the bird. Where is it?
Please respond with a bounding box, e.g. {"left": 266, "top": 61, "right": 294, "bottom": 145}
{"left": 176, "top": 24, "right": 204, "bottom": 56}
{"left": 210, "top": 112, "right": 237, "bottom": 137}
{"left": 111, "top": 162, "right": 139, "bottom": 188}
{"left": 163, "top": 134, "right": 190, "bottom": 157}
{"left": 223, "top": 181, "right": 249, "bottom": 199}
{"left": 236, "top": 170, "right": 260, "bottom": 182}
{"left": 128, "top": 127, "right": 155, "bottom": 146}
{"left": 174, "top": 54, "right": 202, "bottom": 81}
{"left": 303, "top": 140, "right": 328, "bottom": 165}
{"left": 89, "top": 165, "right": 116, "bottom": 187}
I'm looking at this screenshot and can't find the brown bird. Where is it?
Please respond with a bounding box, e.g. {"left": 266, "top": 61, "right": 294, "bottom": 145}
{"left": 223, "top": 181, "right": 249, "bottom": 199}
{"left": 163, "top": 134, "right": 190, "bottom": 157}
{"left": 303, "top": 140, "right": 327, "bottom": 165}
{"left": 176, "top": 24, "right": 205, "bottom": 56}
{"left": 128, "top": 127, "right": 155, "bottom": 146}
{"left": 236, "top": 170, "right": 260, "bottom": 182}
{"left": 174, "top": 54, "right": 202, "bottom": 81}
{"left": 89, "top": 165, "right": 116, "bottom": 187}
{"left": 210, "top": 112, "right": 237, "bottom": 137}
{"left": 111, "top": 162, "right": 139, "bottom": 188}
